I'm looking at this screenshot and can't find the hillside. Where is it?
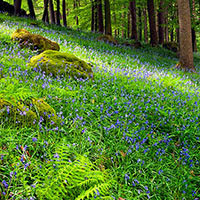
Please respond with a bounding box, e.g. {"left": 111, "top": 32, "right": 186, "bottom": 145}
{"left": 0, "top": 14, "right": 200, "bottom": 200}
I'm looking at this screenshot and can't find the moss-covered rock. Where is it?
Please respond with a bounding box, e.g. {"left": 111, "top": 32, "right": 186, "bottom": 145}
{"left": 28, "top": 50, "right": 94, "bottom": 79}
{"left": 97, "top": 35, "right": 118, "bottom": 45}
{"left": 163, "top": 42, "right": 178, "bottom": 52}
{"left": 123, "top": 41, "right": 142, "bottom": 48}
{"left": 11, "top": 29, "right": 60, "bottom": 52}
{"left": 0, "top": 97, "right": 58, "bottom": 127}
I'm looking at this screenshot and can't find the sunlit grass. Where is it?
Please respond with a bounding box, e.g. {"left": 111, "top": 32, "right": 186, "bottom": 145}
{"left": 0, "top": 13, "right": 200, "bottom": 199}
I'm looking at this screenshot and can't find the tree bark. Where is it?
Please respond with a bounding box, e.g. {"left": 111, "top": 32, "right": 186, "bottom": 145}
{"left": 127, "top": 11, "right": 130, "bottom": 38}
{"left": 129, "top": 1, "right": 137, "bottom": 40}
{"left": 42, "top": 0, "right": 49, "bottom": 23}
{"left": 138, "top": 7, "right": 142, "bottom": 41}
{"left": 56, "top": 0, "right": 61, "bottom": 26}
{"left": 97, "top": 0, "right": 104, "bottom": 33}
{"left": 49, "top": 0, "right": 55, "bottom": 24}
{"left": 14, "top": 0, "right": 22, "bottom": 16}
{"left": 27, "top": 0, "right": 36, "bottom": 19}
{"left": 143, "top": 8, "right": 148, "bottom": 43}
{"left": 158, "top": 0, "right": 164, "bottom": 44}
{"left": 177, "top": 0, "right": 195, "bottom": 71}
{"left": 104, "top": 0, "right": 112, "bottom": 35}
{"left": 62, "top": 0, "right": 67, "bottom": 26}
{"left": 147, "top": 0, "right": 158, "bottom": 46}
{"left": 94, "top": 0, "right": 98, "bottom": 32}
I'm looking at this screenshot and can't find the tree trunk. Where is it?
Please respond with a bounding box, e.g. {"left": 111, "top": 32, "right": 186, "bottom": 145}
{"left": 42, "top": 0, "right": 49, "bottom": 23}
{"left": 127, "top": 11, "right": 130, "bottom": 38}
{"left": 27, "top": 0, "right": 36, "bottom": 19}
{"left": 138, "top": 7, "right": 142, "bottom": 41}
{"left": 158, "top": 0, "right": 164, "bottom": 44}
{"left": 49, "top": 0, "right": 55, "bottom": 24}
{"left": 143, "top": 8, "right": 148, "bottom": 43}
{"left": 164, "top": 7, "right": 169, "bottom": 42}
{"left": 147, "top": 0, "right": 158, "bottom": 46}
{"left": 177, "top": 0, "right": 195, "bottom": 71}
{"left": 97, "top": 0, "right": 104, "bottom": 33}
{"left": 14, "top": 0, "right": 22, "bottom": 16}
{"left": 94, "top": 0, "right": 98, "bottom": 32}
{"left": 62, "top": 0, "right": 67, "bottom": 26}
{"left": 56, "top": 0, "right": 60, "bottom": 26}
{"left": 104, "top": 0, "right": 112, "bottom": 35}
{"left": 91, "top": 0, "right": 95, "bottom": 31}
{"left": 129, "top": 1, "right": 137, "bottom": 40}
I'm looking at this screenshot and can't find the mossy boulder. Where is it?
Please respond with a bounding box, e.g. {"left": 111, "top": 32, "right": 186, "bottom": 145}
{"left": 11, "top": 29, "right": 60, "bottom": 52}
{"left": 28, "top": 50, "right": 94, "bottom": 79}
{"left": 163, "top": 42, "right": 178, "bottom": 52}
{"left": 0, "top": 97, "right": 58, "bottom": 127}
{"left": 97, "top": 35, "right": 118, "bottom": 45}
{"left": 123, "top": 41, "right": 142, "bottom": 49}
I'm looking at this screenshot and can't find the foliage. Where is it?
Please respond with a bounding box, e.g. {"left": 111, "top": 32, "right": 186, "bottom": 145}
{"left": 0, "top": 14, "right": 200, "bottom": 200}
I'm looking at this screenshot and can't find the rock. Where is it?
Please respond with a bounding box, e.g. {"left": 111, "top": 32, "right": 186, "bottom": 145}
{"left": 163, "top": 42, "right": 178, "bottom": 52}
{"left": 123, "top": 41, "right": 142, "bottom": 48}
{"left": 28, "top": 50, "right": 94, "bottom": 79}
{"left": 97, "top": 35, "right": 118, "bottom": 45}
{"left": 0, "top": 97, "right": 58, "bottom": 127}
{"left": 11, "top": 29, "right": 60, "bottom": 52}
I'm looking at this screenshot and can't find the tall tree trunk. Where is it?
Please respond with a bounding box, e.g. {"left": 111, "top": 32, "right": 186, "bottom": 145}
{"left": 62, "top": 0, "right": 67, "bottom": 26}
{"left": 177, "top": 0, "right": 195, "bottom": 71}
{"left": 27, "top": 0, "right": 36, "bottom": 19}
{"left": 127, "top": 11, "right": 130, "bottom": 38}
{"left": 147, "top": 0, "right": 158, "bottom": 46}
{"left": 94, "top": 0, "right": 98, "bottom": 32}
{"left": 158, "top": 0, "right": 164, "bottom": 44}
{"left": 138, "top": 7, "right": 142, "bottom": 41}
{"left": 49, "top": 0, "right": 55, "bottom": 24}
{"left": 74, "top": 0, "right": 79, "bottom": 26}
{"left": 42, "top": 0, "right": 49, "bottom": 23}
{"left": 164, "top": 7, "right": 169, "bottom": 42}
{"left": 56, "top": 0, "right": 61, "bottom": 26}
{"left": 143, "top": 8, "right": 148, "bottom": 43}
{"left": 97, "top": 0, "right": 104, "bottom": 33}
{"left": 104, "top": 0, "right": 112, "bottom": 35}
{"left": 14, "top": 0, "right": 22, "bottom": 16}
{"left": 129, "top": 1, "right": 137, "bottom": 40}
{"left": 91, "top": 0, "right": 95, "bottom": 31}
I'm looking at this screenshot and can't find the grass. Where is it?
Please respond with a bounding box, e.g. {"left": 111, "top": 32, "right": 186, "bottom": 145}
{"left": 0, "top": 13, "right": 200, "bottom": 200}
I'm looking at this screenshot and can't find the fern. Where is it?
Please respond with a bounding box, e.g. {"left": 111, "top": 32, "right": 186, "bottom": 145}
{"left": 35, "top": 145, "right": 114, "bottom": 200}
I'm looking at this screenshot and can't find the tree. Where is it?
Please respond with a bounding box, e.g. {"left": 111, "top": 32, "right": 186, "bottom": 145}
{"left": 14, "top": 0, "right": 22, "bottom": 16}
{"left": 177, "top": 0, "right": 195, "bottom": 71}
{"left": 104, "top": 0, "right": 112, "bottom": 35}
{"left": 56, "top": 0, "right": 61, "bottom": 26}
{"left": 147, "top": 0, "right": 158, "bottom": 46}
{"left": 27, "top": 0, "right": 36, "bottom": 19}
{"left": 49, "top": 0, "right": 55, "bottom": 24}
{"left": 62, "top": 0, "right": 67, "bottom": 27}
{"left": 129, "top": 0, "right": 137, "bottom": 40}
{"left": 42, "top": 0, "right": 49, "bottom": 23}
{"left": 158, "top": 0, "right": 164, "bottom": 44}
{"left": 97, "top": 0, "right": 104, "bottom": 33}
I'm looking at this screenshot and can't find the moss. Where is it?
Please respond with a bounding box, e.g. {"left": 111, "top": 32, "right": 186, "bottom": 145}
{"left": 31, "top": 98, "right": 58, "bottom": 125}
{"left": 0, "top": 98, "right": 37, "bottom": 126}
{"left": 11, "top": 29, "right": 60, "bottom": 52}
{"left": 123, "top": 41, "right": 142, "bottom": 48}
{"left": 163, "top": 42, "right": 178, "bottom": 52}
{"left": 28, "top": 50, "right": 94, "bottom": 79}
{"left": 97, "top": 35, "right": 118, "bottom": 45}
{"left": 0, "top": 97, "right": 58, "bottom": 127}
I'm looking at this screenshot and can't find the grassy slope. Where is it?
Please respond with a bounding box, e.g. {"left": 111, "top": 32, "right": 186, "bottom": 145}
{"left": 0, "top": 14, "right": 200, "bottom": 199}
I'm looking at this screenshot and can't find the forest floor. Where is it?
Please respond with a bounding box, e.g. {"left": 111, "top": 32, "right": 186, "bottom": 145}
{"left": 0, "top": 13, "right": 200, "bottom": 200}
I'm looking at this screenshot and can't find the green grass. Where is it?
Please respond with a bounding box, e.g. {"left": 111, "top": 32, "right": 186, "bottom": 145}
{"left": 0, "top": 13, "right": 200, "bottom": 200}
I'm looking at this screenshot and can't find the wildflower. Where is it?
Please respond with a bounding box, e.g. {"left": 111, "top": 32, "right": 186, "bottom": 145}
{"left": 32, "top": 137, "right": 37, "bottom": 142}
{"left": 2, "top": 180, "right": 8, "bottom": 188}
